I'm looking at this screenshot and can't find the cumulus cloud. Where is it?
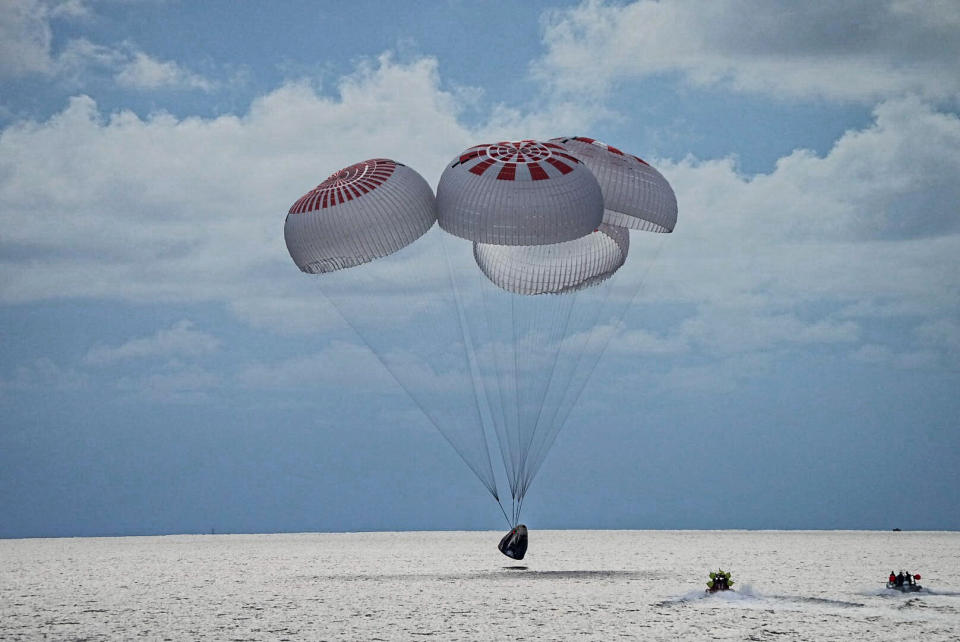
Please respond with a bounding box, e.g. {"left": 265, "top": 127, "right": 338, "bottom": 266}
{"left": 538, "top": 0, "right": 960, "bottom": 101}
{"left": 0, "top": 0, "right": 213, "bottom": 90}
{"left": 0, "top": 54, "right": 558, "bottom": 322}
{"left": 643, "top": 97, "right": 960, "bottom": 313}
{"left": 238, "top": 340, "right": 475, "bottom": 397}
{"left": 53, "top": 40, "right": 214, "bottom": 91}
{"left": 235, "top": 341, "right": 393, "bottom": 390}
{"left": 84, "top": 320, "right": 220, "bottom": 365}
{"left": 0, "top": 51, "right": 957, "bottom": 377}
{"left": 915, "top": 318, "right": 960, "bottom": 353}
{"left": 0, "top": 357, "right": 86, "bottom": 391}
{"left": 585, "top": 307, "right": 858, "bottom": 360}
{"left": 115, "top": 362, "right": 221, "bottom": 403}
{"left": 114, "top": 51, "right": 214, "bottom": 91}
{"left": 850, "top": 344, "right": 940, "bottom": 370}
{"left": 0, "top": 0, "right": 56, "bottom": 77}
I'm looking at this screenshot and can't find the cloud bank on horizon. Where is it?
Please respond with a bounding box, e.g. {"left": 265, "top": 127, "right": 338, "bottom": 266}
{"left": 1, "top": 0, "right": 958, "bottom": 535}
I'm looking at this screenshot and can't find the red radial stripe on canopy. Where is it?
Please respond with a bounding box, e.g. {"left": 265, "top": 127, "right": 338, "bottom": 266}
{"left": 288, "top": 158, "right": 397, "bottom": 214}
{"left": 572, "top": 136, "right": 623, "bottom": 155}
{"left": 456, "top": 140, "right": 580, "bottom": 180}
{"left": 545, "top": 157, "right": 573, "bottom": 174}
{"left": 469, "top": 158, "right": 496, "bottom": 176}
{"left": 527, "top": 162, "right": 549, "bottom": 180}
{"left": 556, "top": 136, "right": 650, "bottom": 165}
{"left": 496, "top": 163, "right": 517, "bottom": 180}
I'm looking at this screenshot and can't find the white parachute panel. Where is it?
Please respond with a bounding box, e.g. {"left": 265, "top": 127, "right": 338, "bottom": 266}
{"left": 284, "top": 159, "right": 437, "bottom": 274}
{"left": 437, "top": 141, "right": 603, "bottom": 245}
{"left": 473, "top": 224, "right": 629, "bottom": 295}
{"left": 550, "top": 137, "right": 677, "bottom": 233}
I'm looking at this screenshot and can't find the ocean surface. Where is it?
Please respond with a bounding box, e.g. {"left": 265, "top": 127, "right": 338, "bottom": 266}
{"left": 2, "top": 530, "right": 959, "bottom": 640}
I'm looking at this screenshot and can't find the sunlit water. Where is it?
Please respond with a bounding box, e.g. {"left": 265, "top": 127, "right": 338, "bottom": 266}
{"left": 2, "top": 530, "right": 958, "bottom": 640}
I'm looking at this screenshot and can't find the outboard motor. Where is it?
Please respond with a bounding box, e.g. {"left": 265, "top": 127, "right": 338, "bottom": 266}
{"left": 498, "top": 524, "right": 528, "bottom": 560}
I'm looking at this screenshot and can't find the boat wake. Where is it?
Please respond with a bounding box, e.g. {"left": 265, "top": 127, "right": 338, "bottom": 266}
{"left": 659, "top": 586, "right": 862, "bottom": 609}
{"left": 921, "top": 589, "right": 960, "bottom": 597}
{"left": 658, "top": 585, "right": 760, "bottom": 606}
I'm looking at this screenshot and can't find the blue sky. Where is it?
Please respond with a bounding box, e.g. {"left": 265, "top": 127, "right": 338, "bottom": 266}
{"left": 1, "top": 0, "right": 959, "bottom": 538}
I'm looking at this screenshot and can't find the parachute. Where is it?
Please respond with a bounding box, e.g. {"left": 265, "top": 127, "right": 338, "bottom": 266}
{"left": 473, "top": 223, "right": 628, "bottom": 296}
{"left": 284, "top": 138, "right": 676, "bottom": 541}
{"left": 548, "top": 137, "right": 677, "bottom": 233}
{"left": 285, "top": 158, "right": 436, "bottom": 273}
{"left": 437, "top": 140, "right": 603, "bottom": 245}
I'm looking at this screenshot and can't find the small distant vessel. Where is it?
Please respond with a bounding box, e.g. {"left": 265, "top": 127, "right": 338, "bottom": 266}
{"left": 886, "top": 572, "right": 922, "bottom": 592}
{"left": 706, "top": 569, "right": 734, "bottom": 593}
{"left": 892, "top": 528, "right": 902, "bottom": 532}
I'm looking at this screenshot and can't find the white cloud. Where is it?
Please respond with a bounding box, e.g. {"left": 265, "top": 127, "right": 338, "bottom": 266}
{"left": 0, "top": 0, "right": 55, "bottom": 77}
{"left": 84, "top": 320, "right": 220, "bottom": 365}
{"left": 114, "top": 51, "right": 213, "bottom": 91}
{"left": 915, "top": 318, "right": 960, "bottom": 353}
{"left": 642, "top": 97, "right": 960, "bottom": 315}
{"left": 53, "top": 40, "right": 214, "bottom": 91}
{"left": 115, "top": 362, "right": 221, "bottom": 403}
{"left": 0, "top": 53, "right": 958, "bottom": 369}
{"left": 618, "top": 327, "right": 690, "bottom": 355}
{"left": 53, "top": 36, "right": 118, "bottom": 74}
{"left": 676, "top": 310, "right": 859, "bottom": 356}
{"left": 0, "top": 54, "right": 550, "bottom": 318}
{"left": 647, "top": 352, "right": 778, "bottom": 395}
{"left": 0, "top": 0, "right": 213, "bottom": 90}
{"left": 235, "top": 341, "right": 392, "bottom": 391}
{"left": 0, "top": 357, "right": 86, "bottom": 391}
{"left": 591, "top": 307, "right": 858, "bottom": 361}
{"left": 538, "top": 0, "right": 960, "bottom": 101}
{"left": 236, "top": 340, "right": 471, "bottom": 396}
{"left": 850, "top": 344, "right": 940, "bottom": 369}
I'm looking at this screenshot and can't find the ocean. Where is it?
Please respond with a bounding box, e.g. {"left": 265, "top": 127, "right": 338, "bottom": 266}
{"left": 2, "top": 530, "right": 958, "bottom": 640}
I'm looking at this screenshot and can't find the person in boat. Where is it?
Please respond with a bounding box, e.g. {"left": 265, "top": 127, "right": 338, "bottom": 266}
{"left": 889, "top": 571, "right": 896, "bottom": 585}
{"left": 905, "top": 571, "right": 913, "bottom": 586}
{"left": 896, "top": 571, "right": 905, "bottom": 586}
{"left": 711, "top": 569, "right": 729, "bottom": 590}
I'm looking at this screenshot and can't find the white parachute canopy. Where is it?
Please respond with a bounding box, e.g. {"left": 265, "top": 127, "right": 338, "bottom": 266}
{"left": 474, "top": 223, "right": 629, "bottom": 296}
{"left": 284, "top": 158, "right": 436, "bottom": 273}
{"left": 436, "top": 140, "right": 603, "bottom": 245}
{"left": 549, "top": 137, "right": 678, "bottom": 233}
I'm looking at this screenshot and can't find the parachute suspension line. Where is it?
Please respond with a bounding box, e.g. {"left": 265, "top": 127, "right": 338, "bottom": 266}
{"left": 555, "top": 235, "right": 665, "bottom": 431}
{"left": 314, "top": 284, "right": 503, "bottom": 501}
{"left": 439, "top": 232, "right": 500, "bottom": 503}
{"left": 515, "top": 288, "right": 578, "bottom": 502}
{"left": 511, "top": 288, "right": 567, "bottom": 508}
{"left": 478, "top": 276, "right": 520, "bottom": 508}
{"left": 518, "top": 284, "right": 604, "bottom": 501}
{"left": 526, "top": 236, "right": 667, "bottom": 489}
{"left": 513, "top": 494, "right": 524, "bottom": 528}
{"left": 517, "top": 235, "right": 666, "bottom": 500}
{"left": 496, "top": 495, "right": 512, "bottom": 528}
{"left": 468, "top": 246, "right": 521, "bottom": 513}
{"left": 515, "top": 279, "right": 603, "bottom": 502}
{"left": 510, "top": 293, "right": 523, "bottom": 496}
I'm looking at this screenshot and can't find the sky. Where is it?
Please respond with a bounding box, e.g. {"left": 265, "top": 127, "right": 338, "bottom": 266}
{"left": 1, "top": 0, "right": 959, "bottom": 539}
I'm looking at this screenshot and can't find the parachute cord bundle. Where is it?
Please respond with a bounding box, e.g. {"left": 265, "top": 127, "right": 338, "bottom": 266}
{"left": 309, "top": 229, "right": 501, "bottom": 504}
{"left": 537, "top": 236, "right": 666, "bottom": 452}
{"left": 441, "top": 232, "right": 664, "bottom": 526}
{"left": 438, "top": 229, "right": 502, "bottom": 500}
